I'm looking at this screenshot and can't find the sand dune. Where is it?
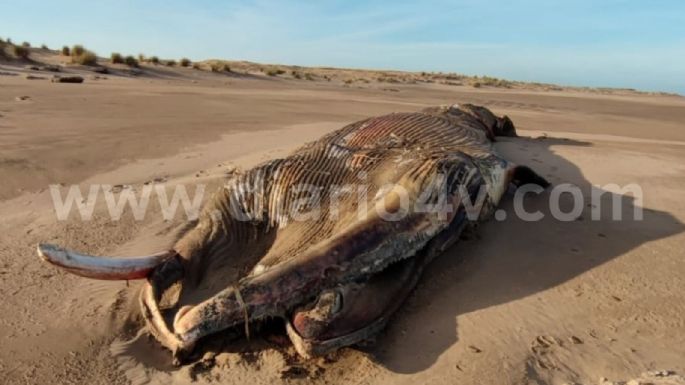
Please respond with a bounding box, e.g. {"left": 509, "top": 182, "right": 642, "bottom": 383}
{"left": 1, "top": 50, "right": 684, "bottom": 385}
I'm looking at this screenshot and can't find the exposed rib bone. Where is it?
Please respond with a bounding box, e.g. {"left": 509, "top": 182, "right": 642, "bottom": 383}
{"left": 37, "top": 243, "right": 171, "bottom": 280}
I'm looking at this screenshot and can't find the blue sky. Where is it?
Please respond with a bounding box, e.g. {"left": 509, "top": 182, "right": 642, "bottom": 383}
{"left": 2, "top": 0, "right": 684, "bottom": 93}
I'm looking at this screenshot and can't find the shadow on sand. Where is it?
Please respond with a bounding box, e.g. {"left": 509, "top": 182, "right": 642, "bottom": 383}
{"left": 371, "top": 136, "right": 684, "bottom": 373}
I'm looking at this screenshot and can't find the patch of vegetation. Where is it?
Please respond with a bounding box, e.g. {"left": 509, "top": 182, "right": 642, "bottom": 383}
{"left": 444, "top": 73, "right": 464, "bottom": 81}
{"left": 472, "top": 81, "right": 482, "bottom": 88}
{"left": 70, "top": 45, "right": 97, "bottom": 65}
{"left": 41, "top": 44, "right": 48, "bottom": 50}
{"left": 149, "top": 56, "right": 160, "bottom": 64}
{"left": 377, "top": 76, "right": 399, "bottom": 83}
{"left": 192, "top": 63, "right": 201, "bottom": 70}
{"left": 291, "top": 70, "right": 302, "bottom": 79}
{"left": 266, "top": 67, "right": 285, "bottom": 76}
{"left": 12, "top": 45, "right": 30, "bottom": 59}
{"left": 165, "top": 59, "right": 176, "bottom": 66}
{"left": 138, "top": 53, "right": 146, "bottom": 62}
{"left": 124, "top": 55, "right": 139, "bottom": 67}
{"left": 71, "top": 45, "right": 85, "bottom": 56}
{"left": 22, "top": 41, "right": 31, "bottom": 47}
{"left": 472, "top": 76, "right": 513, "bottom": 88}
{"left": 210, "top": 63, "right": 231, "bottom": 72}
{"left": 304, "top": 72, "right": 315, "bottom": 81}
{"left": 61, "top": 46, "right": 70, "bottom": 56}
{"left": 110, "top": 52, "right": 124, "bottom": 64}
{"left": 180, "top": 58, "right": 191, "bottom": 67}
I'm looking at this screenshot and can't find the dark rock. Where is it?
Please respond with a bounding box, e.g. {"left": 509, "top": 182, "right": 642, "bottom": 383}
{"left": 51, "top": 76, "right": 84, "bottom": 83}
{"left": 41, "top": 65, "right": 61, "bottom": 72}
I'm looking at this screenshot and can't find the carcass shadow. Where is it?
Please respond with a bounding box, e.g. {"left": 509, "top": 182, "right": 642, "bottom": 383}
{"left": 371, "top": 136, "right": 684, "bottom": 373}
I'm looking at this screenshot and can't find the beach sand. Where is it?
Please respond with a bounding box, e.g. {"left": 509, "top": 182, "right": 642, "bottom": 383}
{"left": 1, "top": 53, "right": 684, "bottom": 385}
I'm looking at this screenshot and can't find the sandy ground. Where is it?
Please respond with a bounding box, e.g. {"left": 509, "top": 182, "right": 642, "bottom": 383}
{"left": 1, "top": 56, "right": 684, "bottom": 385}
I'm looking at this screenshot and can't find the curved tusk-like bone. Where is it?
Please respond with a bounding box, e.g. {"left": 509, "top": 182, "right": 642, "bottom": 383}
{"left": 37, "top": 243, "right": 172, "bottom": 280}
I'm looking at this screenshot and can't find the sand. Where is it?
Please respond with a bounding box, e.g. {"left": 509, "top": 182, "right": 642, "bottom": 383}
{"left": 1, "top": 52, "right": 684, "bottom": 385}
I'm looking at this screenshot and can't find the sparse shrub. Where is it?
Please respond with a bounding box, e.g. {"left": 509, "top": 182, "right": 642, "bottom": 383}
{"left": 149, "top": 56, "right": 159, "bottom": 64}
{"left": 41, "top": 44, "right": 48, "bottom": 50}
{"left": 165, "top": 60, "right": 176, "bottom": 66}
{"left": 192, "top": 63, "right": 201, "bottom": 70}
{"left": 478, "top": 76, "right": 513, "bottom": 88}
{"left": 69, "top": 45, "right": 97, "bottom": 65}
{"left": 22, "top": 41, "right": 30, "bottom": 47}
{"left": 138, "top": 53, "right": 146, "bottom": 62}
{"left": 291, "top": 70, "right": 302, "bottom": 79}
{"left": 180, "top": 58, "right": 191, "bottom": 67}
{"left": 210, "top": 63, "right": 221, "bottom": 72}
{"left": 304, "top": 72, "right": 315, "bottom": 81}
{"left": 110, "top": 52, "right": 124, "bottom": 64}
{"left": 472, "top": 81, "right": 482, "bottom": 88}
{"left": 267, "top": 68, "right": 285, "bottom": 76}
{"left": 71, "top": 45, "right": 85, "bottom": 56}
{"left": 222, "top": 64, "right": 231, "bottom": 72}
{"left": 6, "top": 38, "right": 12, "bottom": 44}
{"left": 72, "top": 50, "right": 97, "bottom": 65}
{"left": 12, "top": 45, "right": 30, "bottom": 59}
{"left": 124, "top": 55, "right": 138, "bottom": 67}
{"left": 61, "top": 46, "right": 70, "bottom": 56}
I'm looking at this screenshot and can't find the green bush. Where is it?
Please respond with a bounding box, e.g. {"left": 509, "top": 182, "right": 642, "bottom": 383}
{"left": 149, "top": 56, "right": 160, "bottom": 64}
{"left": 110, "top": 52, "right": 124, "bottom": 64}
{"left": 180, "top": 58, "right": 191, "bottom": 67}
{"left": 12, "top": 45, "right": 30, "bottom": 59}
{"left": 61, "top": 46, "right": 70, "bottom": 56}
{"left": 124, "top": 55, "right": 138, "bottom": 67}
{"left": 165, "top": 59, "right": 176, "bottom": 66}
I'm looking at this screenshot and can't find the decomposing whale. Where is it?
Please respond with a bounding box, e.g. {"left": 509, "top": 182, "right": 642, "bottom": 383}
{"left": 38, "top": 104, "right": 549, "bottom": 363}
